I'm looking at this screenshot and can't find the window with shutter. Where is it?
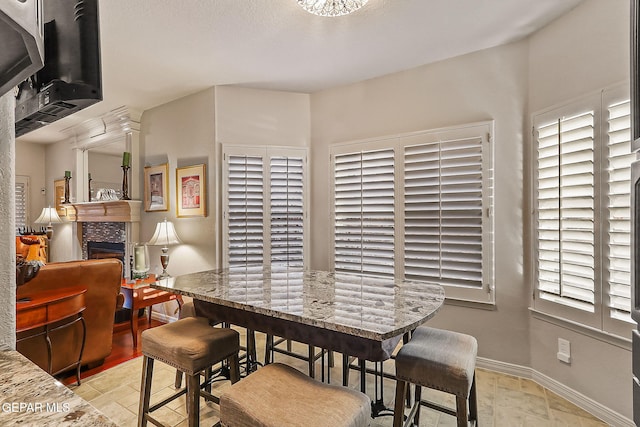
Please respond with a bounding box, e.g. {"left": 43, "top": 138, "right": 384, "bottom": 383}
{"left": 604, "top": 89, "right": 633, "bottom": 337}
{"left": 532, "top": 85, "right": 633, "bottom": 338}
{"left": 404, "top": 135, "right": 484, "bottom": 288}
{"left": 15, "top": 176, "right": 29, "bottom": 234}
{"left": 270, "top": 156, "right": 305, "bottom": 267}
{"left": 333, "top": 148, "right": 395, "bottom": 278}
{"left": 536, "top": 110, "right": 596, "bottom": 312}
{"left": 223, "top": 145, "right": 308, "bottom": 269}
{"left": 225, "top": 154, "right": 265, "bottom": 267}
{"left": 331, "top": 122, "right": 494, "bottom": 303}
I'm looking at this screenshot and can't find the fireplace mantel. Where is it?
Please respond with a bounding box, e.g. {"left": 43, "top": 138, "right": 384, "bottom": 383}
{"left": 64, "top": 200, "right": 142, "bottom": 222}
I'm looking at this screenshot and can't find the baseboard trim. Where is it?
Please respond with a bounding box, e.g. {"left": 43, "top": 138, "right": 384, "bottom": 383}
{"left": 150, "top": 311, "right": 178, "bottom": 324}
{"left": 477, "top": 357, "right": 633, "bottom": 426}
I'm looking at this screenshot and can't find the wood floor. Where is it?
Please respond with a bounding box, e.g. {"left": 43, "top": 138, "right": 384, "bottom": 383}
{"left": 61, "top": 315, "right": 164, "bottom": 386}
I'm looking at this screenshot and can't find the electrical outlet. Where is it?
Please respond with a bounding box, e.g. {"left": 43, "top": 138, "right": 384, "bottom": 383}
{"left": 557, "top": 338, "right": 571, "bottom": 364}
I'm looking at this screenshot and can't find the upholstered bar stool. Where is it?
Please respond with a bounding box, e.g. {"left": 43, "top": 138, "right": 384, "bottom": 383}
{"left": 138, "top": 317, "right": 241, "bottom": 427}
{"left": 393, "top": 327, "right": 478, "bottom": 427}
{"left": 174, "top": 301, "right": 197, "bottom": 388}
{"left": 174, "top": 301, "right": 258, "bottom": 387}
{"left": 220, "top": 363, "right": 371, "bottom": 427}
{"left": 264, "top": 335, "right": 333, "bottom": 380}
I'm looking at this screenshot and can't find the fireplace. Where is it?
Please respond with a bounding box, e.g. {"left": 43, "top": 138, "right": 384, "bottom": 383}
{"left": 87, "top": 241, "right": 126, "bottom": 266}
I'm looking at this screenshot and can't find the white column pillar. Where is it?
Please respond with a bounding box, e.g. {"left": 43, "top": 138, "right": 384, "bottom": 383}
{"left": 0, "top": 91, "right": 16, "bottom": 350}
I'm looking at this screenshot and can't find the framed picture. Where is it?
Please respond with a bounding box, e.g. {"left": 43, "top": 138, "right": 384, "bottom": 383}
{"left": 176, "top": 164, "right": 206, "bottom": 217}
{"left": 54, "top": 179, "right": 66, "bottom": 217}
{"left": 144, "top": 164, "right": 169, "bottom": 212}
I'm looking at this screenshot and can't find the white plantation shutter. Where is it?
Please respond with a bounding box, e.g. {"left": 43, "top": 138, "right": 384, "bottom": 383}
{"left": 536, "top": 110, "right": 596, "bottom": 310}
{"left": 270, "top": 156, "right": 304, "bottom": 266}
{"left": 15, "top": 176, "right": 29, "bottom": 234}
{"left": 605, "top": 97, "right": 633, "bottom": 327}
{"left": 333, "top": 148, "right": 395, "bottom": 277}
{"left": 331, "top": 122, "right": 494, "bottom": 303}
{"left": 223, "top": 146, "right": 308, "bottom": 269}
{"left": 404, "top": 135, "right": 484, "bottom": 288}
{"left": 226, "top": 154, "right": 265, "bottom": 267}
{"left": 533, "top": 87, "right": 634, "bottom": 337}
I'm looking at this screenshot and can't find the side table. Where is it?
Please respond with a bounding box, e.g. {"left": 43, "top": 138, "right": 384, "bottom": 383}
{"left": 16, "top": 286, "right": 87, "bottom": 385}
{"left": 120, "top": 275, "right": 183, "bottom": 348}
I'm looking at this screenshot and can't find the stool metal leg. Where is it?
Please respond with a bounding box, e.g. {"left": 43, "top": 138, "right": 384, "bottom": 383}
{"left": 138, "top": 356, "right": 154, "bottom": 427}
{"left": 308, "top": 345, "right": 315, "bottom": 378}
{"left": 342, "top": 354, "right": 350, "bottom": 387}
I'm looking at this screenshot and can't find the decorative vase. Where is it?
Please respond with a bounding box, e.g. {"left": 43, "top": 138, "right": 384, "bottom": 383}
{"left": 131, "top": 243, "right": 150, "bottom": 279}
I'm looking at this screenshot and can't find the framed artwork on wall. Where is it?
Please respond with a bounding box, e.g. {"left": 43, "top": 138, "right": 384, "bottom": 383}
{"left": 54, "top": 179, "right": 66, "bottom": 217}
{"left": 144, "top": 163, "right": 169, "bottom": 212}
{"left": 176, "top": 164, "right": 206, "bottom": 217}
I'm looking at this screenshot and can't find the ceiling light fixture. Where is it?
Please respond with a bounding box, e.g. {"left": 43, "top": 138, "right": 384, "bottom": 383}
{"left": 297, "top": 0, "right": 368, "bottom": 17}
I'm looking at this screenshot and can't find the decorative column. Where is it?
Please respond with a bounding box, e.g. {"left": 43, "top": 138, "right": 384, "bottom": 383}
{"left": 0, "top": 91, "right": 16, "bottom": 350}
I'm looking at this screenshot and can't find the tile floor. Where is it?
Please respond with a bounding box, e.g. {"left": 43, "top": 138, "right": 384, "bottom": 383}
{"left": 70, "top": 332, "right": 608, "bottom": 427}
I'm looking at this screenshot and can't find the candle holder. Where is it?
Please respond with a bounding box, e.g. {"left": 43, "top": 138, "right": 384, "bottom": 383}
{"left": 131, "top": 243, "right": 150, "bottom": 279}
{"left": 63, "top": 176, "right": 71, "bottom": 203}
{"left": 121, "top": 165, "right": 131, "bottom": 200}
{"left": 88, "top": 175, "right": 93, "bottom": 201}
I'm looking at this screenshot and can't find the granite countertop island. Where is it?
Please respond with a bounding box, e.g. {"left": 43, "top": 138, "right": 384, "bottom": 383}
{"left": 155, "top": 265, "right": 446, "bottom": 341}
{"left": 154, "top": 265, "right": 445, "bottom": 361}
{"left": 0, "top": 350, "right": 116, "bottom": 426}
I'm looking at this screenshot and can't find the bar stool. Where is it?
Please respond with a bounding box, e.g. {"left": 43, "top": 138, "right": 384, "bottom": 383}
{"left": 138, "top": 317, "right": 241, "bottom": 427}
{"left": 174, "top": 302, "right": 198, "bottom": 388}
{"left": 393, "top": 326, "right": 478, "bottom": 427}
{"left": 174, "top": 302, "right": 258, "bottom": 388}
{"left": 264, "top": 335, "right": 333, "bottom": 380}
{"left": 220, "top": 363, "right": 371, "bottom": 427}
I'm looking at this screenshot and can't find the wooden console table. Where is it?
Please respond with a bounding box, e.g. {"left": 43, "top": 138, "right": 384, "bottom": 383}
{"left": 16, "top": 286, "right": 87, "bottom": 385}
{"left": 120, "top": 275, "right": 183, "bottom": 348}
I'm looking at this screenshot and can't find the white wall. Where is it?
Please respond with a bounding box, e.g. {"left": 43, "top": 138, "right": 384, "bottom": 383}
{"left": 310, "top": 40, "right": 530, "bottom": 365}
{"left": 44, "top": 140, "right": 78, "bottom": 262}
{"left": 88, "top": 151, "right": 122, "bottom": 187}
{"left": 140, "top": 88, "right": 217, "bottom": 278}
{"left": 527, "top": 0, "right": 631, "bottom": 418}
{"left": 309, "top": 0, "right": 632, "bottom": 420}
{"left": 215, "top": 86, "right": 310, "bottom": 147}
{"left": 140, "top": 86, "right": 310, "bottom": 320}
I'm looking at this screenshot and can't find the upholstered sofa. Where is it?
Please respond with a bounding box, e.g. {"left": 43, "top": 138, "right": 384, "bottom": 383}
{"left": 16, "top": 259, "right": 123, "bottom": 374}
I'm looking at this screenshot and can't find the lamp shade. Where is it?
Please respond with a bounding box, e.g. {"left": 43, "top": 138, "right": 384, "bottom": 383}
{"left": 147, "top": 219, "right": 181, "bottom": 246}
{"left": 34, "top": 207, "right": 63, "bottom": 225}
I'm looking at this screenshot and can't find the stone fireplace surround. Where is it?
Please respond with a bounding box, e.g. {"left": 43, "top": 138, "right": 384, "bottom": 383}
{"left": 65, "top": 200, "right": 142, "bottom": 279}
{"left": 84, "top": 226, "right": 127, "bottom": 273}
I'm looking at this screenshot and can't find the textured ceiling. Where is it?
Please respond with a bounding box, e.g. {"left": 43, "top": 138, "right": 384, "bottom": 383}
{"left": 18, "top": 0, "right": 583, "bottom": 143}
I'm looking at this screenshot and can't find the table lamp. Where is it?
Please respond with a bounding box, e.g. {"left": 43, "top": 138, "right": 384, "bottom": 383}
{"left": 147, "top": 219, "right": 181, "bottom": 279}
{"left": 34, "top": 206, "right": 63, "bottom": 239}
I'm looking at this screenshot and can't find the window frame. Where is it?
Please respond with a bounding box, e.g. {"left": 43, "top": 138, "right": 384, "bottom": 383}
{"left": 330, "top": 121, "right": 495, "bottom": 304}
{"left": 15, "top": 175, "right": 30, "bottom": 234}
{"left": 222, "top": 144, "right": 309, "bottom": 269}
{"left": 531, "top": 84, "right": 634, "bottom": 338}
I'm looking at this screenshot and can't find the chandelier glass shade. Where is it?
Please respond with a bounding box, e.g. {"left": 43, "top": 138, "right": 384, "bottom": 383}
{"left": 297, "top": 0, "right": 368, "bottom": 17}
